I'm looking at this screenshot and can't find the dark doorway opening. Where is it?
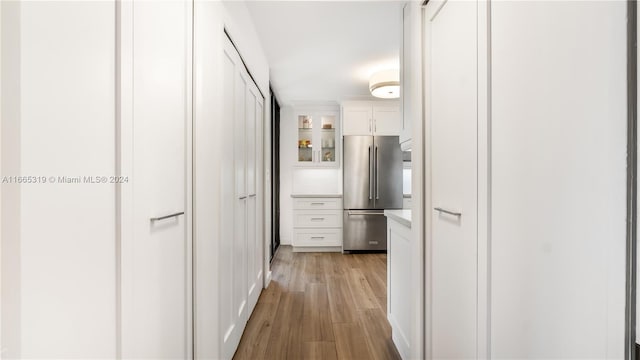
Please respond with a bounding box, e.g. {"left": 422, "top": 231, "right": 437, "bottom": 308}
{"left": 270, "top": 87, "right": 281, "bottom": 262}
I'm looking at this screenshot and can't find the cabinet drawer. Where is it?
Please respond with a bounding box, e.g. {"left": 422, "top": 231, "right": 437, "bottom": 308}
{"left": 293, "top": 197, "right": 342, "bottom": 210}
{"left": 294, "top": 229, "right": 342, "bottom": 247}
{"left": 294, "top": 210, "right": 342, "bottom": 228}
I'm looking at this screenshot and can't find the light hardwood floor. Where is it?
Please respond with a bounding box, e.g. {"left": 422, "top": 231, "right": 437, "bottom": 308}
{"left": 233, "top": 246, "right": 401, "bottom": 360}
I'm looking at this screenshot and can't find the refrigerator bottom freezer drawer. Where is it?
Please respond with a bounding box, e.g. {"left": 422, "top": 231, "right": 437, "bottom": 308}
{"left": 343, "top": 210, "right": 387, "bottom": 251}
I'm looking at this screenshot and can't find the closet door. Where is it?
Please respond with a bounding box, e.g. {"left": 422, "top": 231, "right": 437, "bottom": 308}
{"left": 124, "top": 0, "right": 192, "bottom": 358}
{"left": 222, "top": 40, "right": 250, "bottom": 359}
{"left": 246, "top": 83, "right": 262, "bottom": 315}
{"left": 427, "top": 0, "right": 478, "bottom": 358}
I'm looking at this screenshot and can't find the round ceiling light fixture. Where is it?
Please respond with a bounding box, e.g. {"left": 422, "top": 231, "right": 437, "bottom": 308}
{"left": 369, "top": 69, "right": 400, "bottom": 99}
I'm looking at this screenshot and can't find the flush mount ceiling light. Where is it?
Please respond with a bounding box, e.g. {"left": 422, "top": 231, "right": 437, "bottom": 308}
{"left": 369, "top": 69, "right": 400, "bottom": 99}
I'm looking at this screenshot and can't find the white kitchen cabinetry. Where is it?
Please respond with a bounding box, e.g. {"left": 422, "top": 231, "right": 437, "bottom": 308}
{"left": 400, "top": 3, "right": 421, "bottom": 150}
{"left": 342, "top": 101, "right": 401, "bottom": 136}
{"left": 295, "top": 107, "right": 340, "bottom": 167}
{"left": 292, "top": 195, "right": 343, "bottom": 251}
{"left": 222, "top": 36, "right": 265, "bottom": 359}
{"left": 385, "top": 210, "right": 412, "bottom": 360}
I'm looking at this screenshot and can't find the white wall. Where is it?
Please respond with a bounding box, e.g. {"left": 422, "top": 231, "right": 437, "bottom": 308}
{"left": 490, "top": 1, "right": 626, "bottom": 357}
{"left": 193, "top": 1, "right": 271, "bottom": 358}
{"left": 278, "top": 105, "right": 342, "bottom": 245}
{"left": 1, "top": 1, "right": 117, "bottom": 358}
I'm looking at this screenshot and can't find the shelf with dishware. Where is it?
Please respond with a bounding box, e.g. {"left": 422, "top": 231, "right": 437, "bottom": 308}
{"left": 295, "top": 107, "right": 340, "bottom": 167}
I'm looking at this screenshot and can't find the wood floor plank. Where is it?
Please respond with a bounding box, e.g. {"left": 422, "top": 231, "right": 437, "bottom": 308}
{"left": 263, "top": 291, "right": 304, "bottom": 360}
{"left": 302, "top": 341, "right": 338, "bottom": 360}
{"left": 359, "top": 255, "right": 387, "bottom": 298}
{"left": 358, "top": 308, "right": 402, "bottom": 360}
{"left": 347, "top": 267, "right": 379, "bottom": 311}
{"left": 288, "top": 253, "right": 308, "bottom": 292}
{"left": 302, "top": 283, "right": 334, "bottom": 342}
{"left": 333, "top": 322, "right": 374, "bottom": 360}
{"left": 326, "top": 275, "right": 358, "bottom": 324}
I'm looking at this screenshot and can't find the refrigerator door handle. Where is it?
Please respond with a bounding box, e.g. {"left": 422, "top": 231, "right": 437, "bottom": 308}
{"left": 375, "top": 145, "right": 380, "bottom": 199}
{"left": 369, "top": 145, "right": 373, "bottom": 200}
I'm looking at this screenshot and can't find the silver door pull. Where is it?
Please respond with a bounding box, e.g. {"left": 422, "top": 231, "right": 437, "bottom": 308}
{"left": 239, "top": 195, "right": 247, "bottom": 200}
{"left": 248, "top": 194, "right": 256, "bottom": 198}
{"left": 150, "top": 211, "right": 184, "bottom": 222}
{"left": 310, "top": 202, "right": 325, "bottom": 205}
{"left": 369, "top": 145, "right": 373, "bottom": 200}
{"left": 375, "top": 146, "right": 379, "bottom": 199}
{"left": 434, "top": 207, "right": 462, "bottom": 217}
{"left": 310, "top": 217, "right": 325, "bottom": 221}
{"left": 348, "top": 211, "right": 384, "bottom": 216}
{"left": 311, "top": 236, "right": 325, "bottom": 239}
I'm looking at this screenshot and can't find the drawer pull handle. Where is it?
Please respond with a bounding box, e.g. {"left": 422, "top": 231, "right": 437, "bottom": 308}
{"left": 310, "top": 217, "right": 325, "bottom": 221}
{"left": 310, "top": 202, "right": 325, "bottom": 205}
{"left": 311, "top": 236, "right": 325, "bottom": 239}
{"left": 369, "top": 241, "right": 379, "bottom": 245}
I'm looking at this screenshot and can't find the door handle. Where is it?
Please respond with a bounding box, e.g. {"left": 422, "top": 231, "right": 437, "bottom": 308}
{"left": 434, "top": 207, "right": 462, "bottom": 217}
{"left": 310, "top": 236, "right": 325, "bottom": 239}
{"left": 239, "top": 195, "right": 247, "bottom": 200}
{"left": 368, "top": 145, "right": 373, "bottom": 200}
{"left": 310, "top": 202, "right": 325, "bottom": 205}
{"left": 248, "top": 194, "right": 256, "bottom": 198}
{"left": 348, "top": 211, "right": 384, "bottom": 216}
{"left": 374, "top": 119, "right": 377, "bottom": 133}
{"left": 375, "top": 146, "right": 379, "bottom": 199}
{"left": 310, "top": 217, "right": 325, "bottom": 221}
{"left": 150, "top": 211, "right": 184, "bottom": 222}
{"left": 369, "top": 119, "right": 372, "bottom": 133}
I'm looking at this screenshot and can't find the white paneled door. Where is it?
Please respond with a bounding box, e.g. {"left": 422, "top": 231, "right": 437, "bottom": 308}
{"left": 121, "top": 0, "right": 192, "bottom": 358}
{"left": 427, "top": 0, "right": 478, "bottom": 358}
{"left": 222, "top": 36, "right": 265, "bottom": 359}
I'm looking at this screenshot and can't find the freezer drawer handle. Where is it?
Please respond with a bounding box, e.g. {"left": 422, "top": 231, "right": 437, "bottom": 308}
{"left": 310, "top": 202, "right": 325, "bottom": 205}
{"left": 348, "top": 211, "right": 385, "bottom": 216}
{"left": 369, "top": 241, "right": 379, "bottom": 245}
{"left": 150, "top": 211, "right": 184, "bottom": 222}
{"left": 434, "top": 207, "right": 462, "bottom": 217}
{"left": 310, "top": 217, "right": 325, "bottom": 221}
{"left": 311, "top": 236, "right": 325, "bottom": 239}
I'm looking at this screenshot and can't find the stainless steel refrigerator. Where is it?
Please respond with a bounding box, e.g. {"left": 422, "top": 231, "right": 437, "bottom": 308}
{"left": 343, "top": 136, "right": 403, "bottom": 251}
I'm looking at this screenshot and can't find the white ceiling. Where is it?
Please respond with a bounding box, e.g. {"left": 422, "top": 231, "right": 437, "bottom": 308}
{"left": 245, "top": 1, "right": 403, "bottom": 105}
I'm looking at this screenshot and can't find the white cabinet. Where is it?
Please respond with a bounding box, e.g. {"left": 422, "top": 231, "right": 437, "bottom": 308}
{"left": 295, "top": 108, "right": 340, "bottom": 167}
{"left": 385, "top": 211, "right": 412, "bottom": 360}
{"left": 341, "top": 101, "right": 401, "bottom": 136}
{"left": 292, "top": 196, "right": 343, "bottom": 250}
{"left": 400, "top": 3, "right": 421, "bottom": 149}
{"left": 427, "top": 1, "right": 478, "bottom": 359}
{"left": 222, "top": 35, "right": 264, "bottom": 359}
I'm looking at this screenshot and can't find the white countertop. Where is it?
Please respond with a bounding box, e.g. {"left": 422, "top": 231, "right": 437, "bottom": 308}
{"left": 290, "top": 194, "right": 343, "bottom": 198}
{"left": 384, "top": 209, "right": 412, "bottom": 228}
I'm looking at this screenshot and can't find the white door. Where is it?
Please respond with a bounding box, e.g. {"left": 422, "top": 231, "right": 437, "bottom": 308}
{"left": 372, "top": 103, "right": 401, "bottom": 135}
{"left": 246, "top": 83, "right": 261, "bottom": 315}
{"left": 124, "top": 0, "right": 191, "bottom": 358}
{"left": 428, "top": 0, "right": 478, "bottom": 358}
{"left": 342, "top": 105, "right": 373, "bottom": 135}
